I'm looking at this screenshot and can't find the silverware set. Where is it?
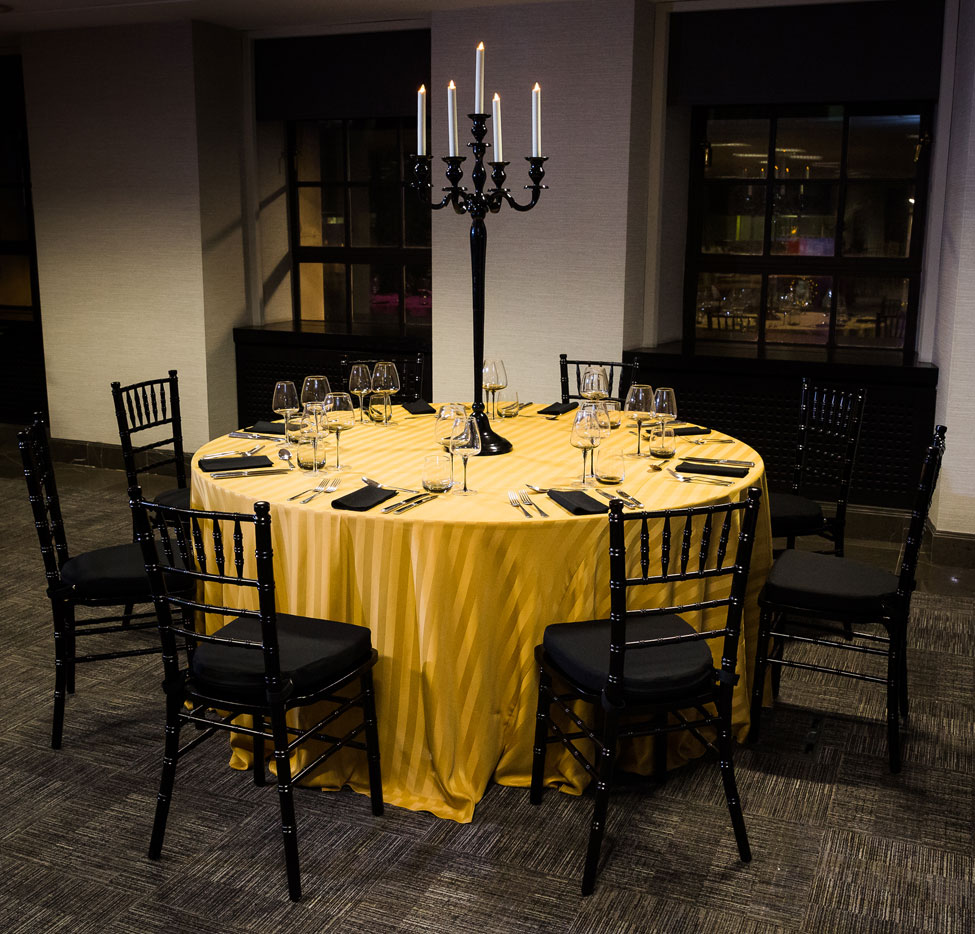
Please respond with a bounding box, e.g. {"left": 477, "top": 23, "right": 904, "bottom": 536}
{"left": 507, "top": 489, "right": 548, "bottom": 517}
{"left": 594, "top": 489, "right": 644, "bottom": 508}
{"left": 287, "top": 476, "right": 341, "bottom": 502}
{"left": 667, "top": 467, "right": 733, "bottom": 487}
{"left": 381, "top": 492, "right": 440, "bottom": 514}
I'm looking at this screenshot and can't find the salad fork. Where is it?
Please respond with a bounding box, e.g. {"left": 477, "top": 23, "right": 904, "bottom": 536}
{"left": 288, "top": 476, "right": 328, "bottom": 501}
{"left": 507, "top": 490, "right": 533, "bottom": 517}
{"left": 518, "top": 489, "right": 548, "bottom": 517}
{"left": 301, "top": 476, "right": 340, "bottom": 503}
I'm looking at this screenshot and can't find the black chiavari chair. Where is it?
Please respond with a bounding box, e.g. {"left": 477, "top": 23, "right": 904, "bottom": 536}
{"left": 559, "top": 353, "right": 637, "bottom": 405}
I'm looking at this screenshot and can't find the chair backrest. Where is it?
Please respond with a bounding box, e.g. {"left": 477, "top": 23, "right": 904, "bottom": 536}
{"left": 18, "top": 414, "right": 70, "bottom": 590}
{"left": 896, "top": 425, "right": 947, "bottom": 600}
{"left": 792, "top": 378, "right": 866, "bottom": 523}
{"left": 605, "top": 489, "right": 763, "bottom": 706}
{"left": 339, "top": 353, "right": 424, "bottom": 402}
{"left": 111, "top": 370, "right": 186, "bottom": 490}
{"left": 130, "top": 489, "right": 284, "bottom": 698}
{"left": 559, "top": 354, "right": 637, "bottom": 404}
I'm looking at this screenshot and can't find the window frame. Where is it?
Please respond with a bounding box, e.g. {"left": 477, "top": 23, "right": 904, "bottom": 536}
{"left": 682, "top": 101, "right": 933, "bottom": 363}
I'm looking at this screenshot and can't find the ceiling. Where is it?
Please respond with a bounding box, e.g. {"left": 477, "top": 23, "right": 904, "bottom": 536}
{"left": 0, "top": 0, "right": 570, "bottom": 38}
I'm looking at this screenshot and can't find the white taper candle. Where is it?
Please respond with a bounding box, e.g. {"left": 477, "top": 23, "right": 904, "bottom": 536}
{"left": 447, "top": 80, "right": 458, "bottom": 157}
{"left": 531, "top": 83, "right": 541, "bottom": 157}
{"left": 475, "top": 42, "right": 485, "bottom": 113}
{"left": 417, "top": 85, "right": 427, "bottom": 155}
{"left": 492, "top": 93, "right": 503, "bottom": 162}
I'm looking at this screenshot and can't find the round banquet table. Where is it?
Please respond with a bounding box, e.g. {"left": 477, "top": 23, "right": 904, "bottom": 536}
{"left": 191, "top": 406, "right": 772, "bottom": 822}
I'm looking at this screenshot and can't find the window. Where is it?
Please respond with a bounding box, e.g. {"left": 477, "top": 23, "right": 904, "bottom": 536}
{"left": 685, "top": 104, "right": 931, "bottom": 360}
{"left": 288, "top": 117, "right": 431, "bottom": 338}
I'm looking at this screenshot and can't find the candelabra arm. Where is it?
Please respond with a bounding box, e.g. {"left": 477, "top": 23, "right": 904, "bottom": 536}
{"left": 500, "top": 156, "right": 548, "bottom": 212}
{"left": 409, "top": 154, "right": 468, "bottom": 211}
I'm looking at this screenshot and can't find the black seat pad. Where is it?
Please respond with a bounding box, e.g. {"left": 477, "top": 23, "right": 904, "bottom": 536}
{"left": 61, "top": 542, "right": 187, "bottom": 603}
{"left": 543, "top": 614, "right": 715, "bottom": 702}
{"left": 152, "top": 486, "right": 191, "bottom": 510}
{"left": 761, "top": 549, "right": 899, "bottom": 615}
{"left": 769, "top": 491, "right": 824, "bottom": 538}
{"left": 190, "top": 614, "right": 373, "bottom": 703}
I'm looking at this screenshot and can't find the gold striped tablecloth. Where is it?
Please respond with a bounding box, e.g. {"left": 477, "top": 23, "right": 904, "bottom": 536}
{"left": 192, "top": 407, "right": 772, "bottom": 822}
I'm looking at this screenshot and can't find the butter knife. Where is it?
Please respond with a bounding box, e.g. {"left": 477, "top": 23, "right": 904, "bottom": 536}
{"left": 229, "top": 431, "right": 283, "bottom": 441}
{"left": 392, "top": 494, "right": 437, "bottom": 514}
{"left": 209, "top": 467, "right": 294, "bottom": 479}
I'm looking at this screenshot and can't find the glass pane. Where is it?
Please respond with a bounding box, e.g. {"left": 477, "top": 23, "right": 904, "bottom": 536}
{"left": 0, "top": 254, "right": 32, "bottom": 306}
{"left": 352, "top": 263, "right": 401, "bottom": 336}
{"left": 695, "top": 272, "right": 760, "bottom": 342}
{"left": 405, "top": 264, "right": 432, "bottom": 332}
{"left": 771, "top": 183, "right": 837, "bottom": 255}
{"left": 766, "top": 275, "right": 832, "bottom": 345}
{"left": 842, "top": 182, "right": 914, "bottom": 257}
{"left": 847, "top": 114, "right": 921, "bottom": 178}
{"left": 774, "top": 114, "right": 842, "bottom": 179}
{"left": 299, "top": 262, "right": 346, "bottom": 326}
{"left": 296, "top": 121, "right": 344, "bottom": 183}
{"left": 295, "top": 123, "right": 321, "bottom": 182}
{"left": 297, "top": 187, "right": 322, "bottom": 246}
{"left": 835, "top": 277, "right": 909, "bottom": 349}
{"left": 704, "top": 117, "right": 769, "bottom": 179}
{"left": 350, "top": 184, "right": 401, "bottom": 247}
{"left": 0, "top": 187, "right": 28, "bottom": 240}
{"left": 322, "top": 187, "right": 345, "bottom": 247}
{"left": 702, "top": 183, "right": 765, "bottom": 254}
{"left": 349, "top": 122, "right": 400, "bottom": 184}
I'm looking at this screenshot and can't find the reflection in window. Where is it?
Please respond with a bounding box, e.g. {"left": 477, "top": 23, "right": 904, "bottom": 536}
{"left": 695, "top": 272, "right": 760, "bottom": 342}
{"left": 835, "top": 277, "right": 909, "bottom": 348}
{"left": 766, "top": 276, "right": 832, "bottom": 345}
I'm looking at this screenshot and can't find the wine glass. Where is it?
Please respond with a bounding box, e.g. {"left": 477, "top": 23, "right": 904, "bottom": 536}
{"left": 271, "top": 380, "right": 299, "bottom": 445}
{"left": 624, "top": 384, "right": 654, "bottom": 457}
{"left": 452, "top": 416, "right": 481, "bottom": 495}
{"left": 570, "top": 406, "right": 603, "bottom": 487}
{"left": 482, "top": 358, "right": 507, "bottom": 419}
{"left": 348, "top": 364, "right": 372, "bottom": 423}
{"left": 434, "top": 404, "right": 467, "bottom": 487}
{"left": 580, "top": 366, "right": 610, "bottom": 401}
{"left": 371, "top": 361, "right": 400, "bottom": 426}
{"left": 299, "top": 401, "right": 326, "bottom": 475}
{"left": 653, "top": 387, "right": 678, "bottom": 426}
{"left": 323, "top": 392, "right": 355, "bottom": 470}
{"left": 583, "top": 402, "right": 612, "bottom": 480}
{"left": 301, "top": 374, "right": 331, "bottom": 408}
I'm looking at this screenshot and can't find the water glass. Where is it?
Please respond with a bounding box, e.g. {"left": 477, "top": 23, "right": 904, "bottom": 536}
{"left": 595, "top": 452, "right": 626, "bottom": 484}
{"left": 648, "top": 422, "right": 676, "bottom": 459}
{"left": 422, "top": 455, "right": 453, "bottom": 493}
{"left": 497, "top": 389, "right": 520, "bottom": 417}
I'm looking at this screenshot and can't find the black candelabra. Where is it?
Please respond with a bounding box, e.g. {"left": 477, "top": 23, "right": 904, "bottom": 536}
{"left": 409, "top": 113, "right": 547, "bottom": 455}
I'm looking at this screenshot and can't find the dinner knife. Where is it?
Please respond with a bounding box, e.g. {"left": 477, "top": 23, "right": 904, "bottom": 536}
{"left": 228, "top": 431, "right": 283, "bottom": 441}
{"left": 680, "top": 456, "right": 755, "bottom": 467}
{"left": 209, "top": 468, "right": 294, "bottom": 479}
{"left": 381, "top": 492, "right": 427, "bottom": 513}
{"left": 391, "top": 494, "right": 437, "bottom": 514}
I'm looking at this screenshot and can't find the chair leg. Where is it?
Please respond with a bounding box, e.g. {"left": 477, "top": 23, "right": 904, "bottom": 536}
{"left": 270, "top": 705, "right": 302, "bottom": 902}
{"left": 149, "top": 690, "right": 184, "bottom": 860}
{"left": 121, "top": 602, "right": 134, "bottom": 629}
{"left": 652, "top": 712, "right": 668, "bottom": 782}
{"left": 252, "top": 716, "right": 266, "bottom": 787}
{"left": 361, "top": 670, "right": 384, "bottom": 816}
{"left": 51, "top": 601, "right": 69, "bottom": 749}
{"left": 749, "top": 607, "right": 773, "bottom": 745}
{"left": 887, "top": 641, "right": 902, "bottom": 774}
{"left": 897, "top": 627, "right": 910, "bottom": 719}
{"left": 717, "top": 698, "right": 751, "bottom": 862}
{"left": 582, "top": 708, "right": 619, "bottom": 896}
{"left": 770, "top": 636, "right": 783, "bottom": 698}
{"left": 65, "top": 604, "right": 77, "bottom": 695}
{"left": 530, "top": 664, "right": 552, "bottom": 805}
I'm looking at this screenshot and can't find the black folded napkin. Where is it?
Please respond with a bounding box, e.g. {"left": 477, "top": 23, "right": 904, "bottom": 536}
{"left": 402, "top": 399, "right": 437, "bottom": 415}
{"left": 672, "top": 425, "right": 711, "bottom": 436}
{"left": 332, "top": 486, "right": 398, "bottom": 511}
{"left": 676, "top": 461, "right": 749, "bottom": 479}
{"left": 537, "top": 402, "right": 579, "bottom": 416}
{"left": 197, "top": 455, "right": 274, "bottom": 473}
{"left": 247, "top": 420, "right": 286, "bottom": 434}
{"left": 547, "top": 490, "right": 608, "bottom": 515}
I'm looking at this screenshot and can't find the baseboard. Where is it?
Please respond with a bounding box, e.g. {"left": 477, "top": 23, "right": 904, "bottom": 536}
{"left": 49, "top": 437, "right": 192, "bottom": 478}
{"left": 926, "top": 525, "right": 975, "bottom": 569}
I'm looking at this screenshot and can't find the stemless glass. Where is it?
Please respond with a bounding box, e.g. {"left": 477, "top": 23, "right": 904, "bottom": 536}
{"left": 271, "top": 380, "right": 299, "bottom": 444}
{"left": 371, "top": 361, "right": 400, "bottom": 426}
{"left": 571, "top": 406, "right": 603, "bottom": 487}
{"left": 298, "top": 401, "right": 326, "bottom": 474}
{"left": 323, "top": 392, "right": 355, "bottom": 470}
{"left": 624, "top": 383, "right": 655, "bottom": 457}
{"left": 434, "top": 404, "right": 467, "bottom": 487}
{"left": 348, "top": 364, "right": 372, "bottom": 423}
{"left": 301, "top": 374, "right": 331, "bottom": 408}
{"left": 482, "top": 358, "right": 507, "bottom": 419}
{"left": 453, "top": 416, "right": 482, "bottom": 495}
{"left": 580, "top": 365, "right": 610, "bottom": 401}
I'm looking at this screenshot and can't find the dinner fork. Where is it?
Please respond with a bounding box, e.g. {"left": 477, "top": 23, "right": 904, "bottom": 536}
{"left": 667, "top": 468, "right": 733, "bottom": 486}
{"left": 288, "top": 476, "right": 329, "bottom": 501}
{"left": 518, "top": 489, "right": 548, "bottom": 517}
{"left": 507, "top": 490, "right": 533, "bottom": 517}
{"left": 301, "top": 476, "right": 340, "bottom": 503}
{"left": 686, "top": 438, "right": 734, "bottom": 445}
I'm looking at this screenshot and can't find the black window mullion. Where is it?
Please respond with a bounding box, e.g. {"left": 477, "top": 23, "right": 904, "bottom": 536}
{"left": 759, "top": 116, "right": 777, "bottom": 346}
{"left": 343, "top": 121, "right": 354, "bottom": 333}
{"left": 285, "top": 122, "right": 302, "bottom": 324}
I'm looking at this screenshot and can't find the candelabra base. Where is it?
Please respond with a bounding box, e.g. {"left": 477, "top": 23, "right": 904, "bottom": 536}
{"left": 472, "top": 403, "right": 512, "bottom": 456}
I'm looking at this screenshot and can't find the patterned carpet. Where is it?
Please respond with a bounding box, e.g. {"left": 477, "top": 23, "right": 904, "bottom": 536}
{"left": 0, "top": 456, "right": 972, "bottom": 933}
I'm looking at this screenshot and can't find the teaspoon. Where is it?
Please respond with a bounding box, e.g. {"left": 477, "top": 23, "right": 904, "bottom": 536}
{"left": 278, "top": 448, "right": 295, "bottom": 469}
